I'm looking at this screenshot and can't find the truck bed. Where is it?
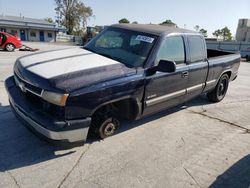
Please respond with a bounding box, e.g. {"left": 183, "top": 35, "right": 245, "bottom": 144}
{"left": 207, "top": 49, "right": 236, "bottom": 58}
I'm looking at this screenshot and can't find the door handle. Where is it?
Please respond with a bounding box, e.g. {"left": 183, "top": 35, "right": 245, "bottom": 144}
{"left": 181, "top": 71, "right": 189, "bottom": 78}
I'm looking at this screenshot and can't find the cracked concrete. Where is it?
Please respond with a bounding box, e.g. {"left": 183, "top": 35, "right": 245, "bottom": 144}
{"left": 185, "top": 108, "right": 250, "bottom": 133}
{"left": 7, "top": 171, "right": 21, "bottom": 188}
{"left": 0, "top": 44, "right": 250, "bottom": 188}
{"left": 57, "top": 144, "right": 90, "bottom": 188}
{"left": 183, "top": 167, "right": 201, "bottom": 188}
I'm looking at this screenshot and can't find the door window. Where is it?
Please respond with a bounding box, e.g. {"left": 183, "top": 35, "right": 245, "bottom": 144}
{"left": 188, "top": 36, "right": 206, "bottom": 63}
{"left": 156, "top": 36, "right": 185, "bottom": 65}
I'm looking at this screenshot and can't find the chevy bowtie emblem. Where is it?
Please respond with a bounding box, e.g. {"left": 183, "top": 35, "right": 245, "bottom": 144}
{"left": 18, "top": 82, "right": 26, "bottom": 93}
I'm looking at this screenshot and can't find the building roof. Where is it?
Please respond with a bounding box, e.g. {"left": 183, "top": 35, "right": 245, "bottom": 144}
{"left": 0, "top": 15, "right": 58, "bottom": 31}
{"left": 0, "top": 15, "right": 55, "bottom": 25}
{"left": 111, "top": 24, "right": 196, "bottom": 36}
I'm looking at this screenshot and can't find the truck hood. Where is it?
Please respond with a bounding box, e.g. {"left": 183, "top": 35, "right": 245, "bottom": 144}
{"left": 14, "top": 47, "right": 136, "bottom": 92}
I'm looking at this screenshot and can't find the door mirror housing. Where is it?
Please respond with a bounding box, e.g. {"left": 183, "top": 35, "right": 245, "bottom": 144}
{"left": 156, "top": 60, "right": 176, "bottom": 73}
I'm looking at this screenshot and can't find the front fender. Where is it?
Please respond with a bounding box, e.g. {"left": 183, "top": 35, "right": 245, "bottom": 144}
{"left": 65, "top": 76, "right": 145, "bottom": 120}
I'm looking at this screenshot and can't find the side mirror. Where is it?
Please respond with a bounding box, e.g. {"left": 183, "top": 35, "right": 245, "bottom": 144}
{"left": 156, "top": 60, "right": 176, "bottom": 73}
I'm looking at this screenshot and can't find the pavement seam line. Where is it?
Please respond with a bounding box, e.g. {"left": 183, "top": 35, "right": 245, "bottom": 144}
{"left": 0, "top": 158, "right": 20, "bottom": 188}
{"left": 186, "top": 109, "right": 250, "bottom": 133}
{"left": 183, "top": 167, "right": 201, "bottom": 188}
{"left": 7, "top": 171, "right": 20, "bottom": 188}
{"left": 57, "top": 144, "right": 90, "bottom": 188}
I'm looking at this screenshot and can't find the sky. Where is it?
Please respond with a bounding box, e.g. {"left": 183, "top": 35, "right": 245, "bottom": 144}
{"left": 0, "top": 0, "right": 250, "bottom": 37}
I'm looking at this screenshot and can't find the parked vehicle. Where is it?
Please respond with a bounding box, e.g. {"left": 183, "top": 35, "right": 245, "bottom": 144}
{"left": 5, "top": 24, "right": 241, "bottom": 144}
{"left": 0, "top": 31, "right": 22, "bottom": 52}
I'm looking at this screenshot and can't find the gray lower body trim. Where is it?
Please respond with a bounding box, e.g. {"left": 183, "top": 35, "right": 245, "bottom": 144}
{"left": 146, "top": 83, "right": 208, "bottom": 107}
{"left": 187, "top": 83, "right": 205, "bottom": 93}
{"left": 11, "top": 101, "right": 89, "bottom": 143}
{"left": 206, "top": 79, "right": 217, "bottom": 86}
{"left": 146, "top": 89, "right": 186, "bottom": 107}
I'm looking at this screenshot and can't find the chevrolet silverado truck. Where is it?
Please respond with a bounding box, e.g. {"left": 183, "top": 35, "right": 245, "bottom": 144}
{"left": 5, "top": 24, "right": 240, "bottom": 144}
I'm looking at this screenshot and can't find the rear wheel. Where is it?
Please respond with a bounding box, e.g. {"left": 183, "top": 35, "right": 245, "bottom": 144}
{"left": 246, "top": 55, "right": 250, "bottom": 62}
{"left": 207, "top": 74, "right": 229, "bottom": 102}
{"left": 5, "top": 43, "right": 15, "bottom": 52}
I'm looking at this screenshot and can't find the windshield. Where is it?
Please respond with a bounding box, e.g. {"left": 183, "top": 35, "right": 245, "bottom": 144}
{"left": 84, "top": 27, "right": 157, "bottom": 67}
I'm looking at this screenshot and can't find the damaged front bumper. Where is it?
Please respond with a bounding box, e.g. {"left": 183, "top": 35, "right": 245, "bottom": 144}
{"left": 5, "top": 76, "right": 91, "bottom": 144}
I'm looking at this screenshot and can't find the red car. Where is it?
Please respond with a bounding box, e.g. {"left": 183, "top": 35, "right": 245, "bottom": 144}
{"left": 0, "top": 31, "right": 22, "bottom": 52}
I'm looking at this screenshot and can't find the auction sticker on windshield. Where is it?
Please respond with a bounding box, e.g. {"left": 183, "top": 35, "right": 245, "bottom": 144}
{"left": 135, "top": 35, "right": 155, "bottom": 43}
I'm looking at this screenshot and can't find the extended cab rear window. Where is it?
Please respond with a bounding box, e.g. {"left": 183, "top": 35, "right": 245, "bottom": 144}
{"left": 188, "top": 36, "right": 206, "bottom": 63}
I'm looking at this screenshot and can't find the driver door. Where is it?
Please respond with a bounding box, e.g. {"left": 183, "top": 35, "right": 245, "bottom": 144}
{"left": 0, "top": 33, "right": 3, "bottom": 47}
{"left": 143, "top": 35, "right": 189, "bottom": 116}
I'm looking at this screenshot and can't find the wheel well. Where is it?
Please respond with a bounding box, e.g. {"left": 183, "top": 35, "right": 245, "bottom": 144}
{"left": 223, "top": 71, "right": 232, "bottom": 79}
{"left": 5, "top": 43, "right": 15, "bottom": 48}
{"left": 92, "top": 98, "right": 139, "bottom": 121}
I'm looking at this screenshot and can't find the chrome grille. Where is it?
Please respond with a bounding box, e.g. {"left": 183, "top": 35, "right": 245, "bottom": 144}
{"left": 14, "top": 73, "right": 43, "bottom": 96}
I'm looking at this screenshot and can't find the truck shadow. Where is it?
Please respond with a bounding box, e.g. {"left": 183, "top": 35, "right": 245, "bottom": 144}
{"left": 0, "top": 103, "right": 76, "bottom": 172}
{"left": 209, "top": 154, "right": 250, "bottom": 188}
{"left": 0, "top": 96, "right": 210, "bottom": 171}
{"left": 86, "top": 95, "right": 210, "bottom": 143}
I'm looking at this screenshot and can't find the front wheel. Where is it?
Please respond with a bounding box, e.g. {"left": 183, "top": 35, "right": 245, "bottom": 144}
{"left": 5, "top": 43, "right": 15, "bottom": 52}
{"left": 207, "top": 74, "right": 229, "bottom": 102}
{"left": 98, "top": 117, "right": 120, "bottom": 139}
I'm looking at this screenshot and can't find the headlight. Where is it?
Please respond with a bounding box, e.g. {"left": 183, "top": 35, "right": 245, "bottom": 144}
{"left": 41, "top": 90, "right": 69, "bottom": 106}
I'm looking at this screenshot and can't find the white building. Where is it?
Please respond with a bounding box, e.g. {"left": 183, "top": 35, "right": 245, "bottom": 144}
{"left": 236, "top": 19, "right": 250, "bottom": 42}
{"left": 0, "top": 15, "right": 59, "bottom": 42}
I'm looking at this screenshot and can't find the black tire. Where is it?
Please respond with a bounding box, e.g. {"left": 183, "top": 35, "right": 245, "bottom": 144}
{"left": 97, "top": 117, "right": 120, "bottom": 139}
{"left": 5, "top": 43, "right": 15, "bottom": 52}
{"left": 207, "top": 74, "right": 229, "bottom": 102}
{"left": 247, "top": 55, "right": 250, "bottom": 62}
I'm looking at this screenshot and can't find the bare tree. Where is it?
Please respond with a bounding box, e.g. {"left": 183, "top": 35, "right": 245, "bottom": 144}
{"left": 55, "top": 0, "right": 93, "bottom": 35}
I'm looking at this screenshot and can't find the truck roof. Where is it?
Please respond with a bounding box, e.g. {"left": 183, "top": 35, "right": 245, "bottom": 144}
{"left": 111, "top": 24, "right": 197, "bottom": 36}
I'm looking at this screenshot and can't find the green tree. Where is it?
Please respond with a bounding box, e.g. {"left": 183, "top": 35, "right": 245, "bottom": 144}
{"left": 212, "top": 27, "right": 232, "bottom": 41}
{"left": 199, "top": 28, "right": 208, "bottom": 37}
{"left": 119, "top": 18, "right": 130, "bottom": 24}
{"left": 44, "top": 17, "right": 54, "bottom": 23}
{"left": 213, "top": 29, "right": 222, "bottom": 39}
{"left": 132, "top": 21, "right": 138, "bottom": 24}
{"left": 221, "top": 27, "right": 232, "bottom": 41}
{"left": 55, "top": 0, "right": 93, "bottom": 35}
{"left": 194, "top": 25, "right": 200, "bottom": 31}
{"left": 160, "top": 19, "right": 175, "bottom": 25}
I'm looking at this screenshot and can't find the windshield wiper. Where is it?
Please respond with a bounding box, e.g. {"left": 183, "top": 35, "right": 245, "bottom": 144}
{"left": 83, "top": 47, "right": 96, "bottom": 53}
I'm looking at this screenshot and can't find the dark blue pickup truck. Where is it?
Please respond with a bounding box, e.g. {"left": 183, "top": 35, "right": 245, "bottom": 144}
{"left": 5, "top": 24, "right": 240, "bottom": 144}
